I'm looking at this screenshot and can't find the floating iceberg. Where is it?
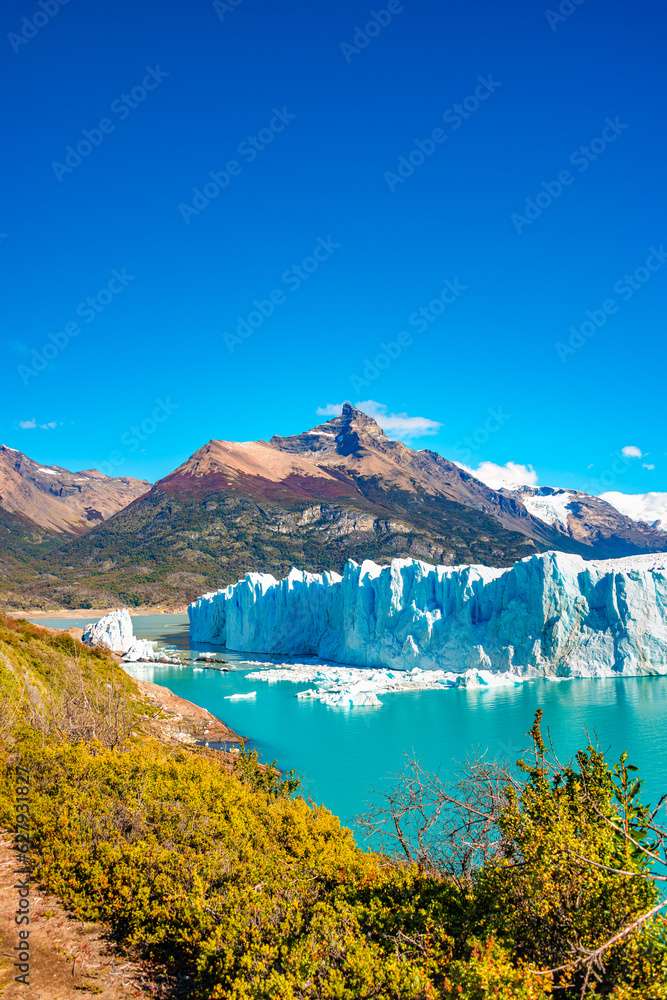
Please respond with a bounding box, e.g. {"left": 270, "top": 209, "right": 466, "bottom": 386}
{"left": 244, "top": 662, "right": 523, "bottom": 709}
{"left": 83, "top": 609, "right": 134, "bottom": 655}
{"left": 82, "top": 609, "right": 183, "bottom": 664}
{"left": 189, "top": 552, "right": 667, "bottom": 679}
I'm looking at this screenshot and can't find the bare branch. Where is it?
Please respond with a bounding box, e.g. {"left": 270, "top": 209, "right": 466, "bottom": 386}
{"left": 535, "top": 898, "right": 667, "bottom": 977}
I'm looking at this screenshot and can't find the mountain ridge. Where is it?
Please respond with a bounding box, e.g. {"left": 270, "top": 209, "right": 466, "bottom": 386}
{"left": 1, "top": 405, "right": 666, "bottom": 609}
{"left": 156, "top": 405, "right": 575, "bottom": 546}
{"left": 0, "top": 443, "right": 149, "bottom": 534}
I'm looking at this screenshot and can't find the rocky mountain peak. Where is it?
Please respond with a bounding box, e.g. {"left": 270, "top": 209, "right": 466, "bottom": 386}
{"left": 270, "top": 403, "right": 391, "bottom": 458}
{"left": 328, "top": 402, "right": 388, "bottom": 456}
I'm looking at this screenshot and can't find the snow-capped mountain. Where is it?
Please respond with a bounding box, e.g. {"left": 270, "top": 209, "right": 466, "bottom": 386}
{"left": 507, "top": 484, "right": 667, "bottom": 554}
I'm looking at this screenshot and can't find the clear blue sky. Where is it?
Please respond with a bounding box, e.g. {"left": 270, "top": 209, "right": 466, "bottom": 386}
{"left": 2, "top": 0, "right": 665, "bottom": 492}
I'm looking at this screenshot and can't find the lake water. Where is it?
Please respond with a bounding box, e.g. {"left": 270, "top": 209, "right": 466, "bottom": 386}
{"left": 31, "top": 613, "right": 667, "bottom": 845}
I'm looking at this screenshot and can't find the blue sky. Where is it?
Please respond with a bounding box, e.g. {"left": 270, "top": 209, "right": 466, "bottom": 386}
{"left": 2, "top": 0, "right": 665, "bottom": 493}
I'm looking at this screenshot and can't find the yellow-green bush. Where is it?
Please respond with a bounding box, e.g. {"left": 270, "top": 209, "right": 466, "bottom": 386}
{"left": 0, "top": 615, "right": 665, "bottom": 998}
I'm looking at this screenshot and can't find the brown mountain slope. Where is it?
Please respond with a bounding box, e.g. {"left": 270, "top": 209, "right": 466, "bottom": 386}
{"left": 4, "top": 405, "right": 666, "bottom": 609}
{"left": 19, "top": 405, "right": 580, "bottom": 607}
{"left": 0, "top": 444, "right": 150, "bottom": 534}
{"left": 159, "top": 405, "right": 567, "bottom": 548}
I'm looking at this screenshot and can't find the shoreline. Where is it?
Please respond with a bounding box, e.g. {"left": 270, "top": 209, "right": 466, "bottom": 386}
{"left": 15, "top": 614, "right": 243, "bottom": 747}
{"left": 138, "top": 677, "right": 243, "bottom": 748}
{"left": 6, "top": 605, "right": 188, "bottom": 618}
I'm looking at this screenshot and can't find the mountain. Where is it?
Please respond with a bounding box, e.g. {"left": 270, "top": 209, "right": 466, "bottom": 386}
{"left": 11, "top": 404, "right": 664, "bottom": 609}
{"left": 599, "top": 491, "right": 667, "bottom": 531}
{"left": 0, "top": 444, "right": 150, "bottom": 608}
{"left": 0, "top": 444, "right": 149, "bottom": 534}
{"left": 158, "top": 407, "right": 567, "bottom": 550}
{"left": 508, "top": 485, "right": 667, "bottom": 556}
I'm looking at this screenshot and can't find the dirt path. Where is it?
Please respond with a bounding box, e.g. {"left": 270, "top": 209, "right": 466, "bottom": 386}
{"left": 0, "top": 838, "right": 167, "bottom": 999}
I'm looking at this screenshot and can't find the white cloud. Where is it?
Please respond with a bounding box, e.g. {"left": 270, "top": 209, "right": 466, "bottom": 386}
{"left": 643, "top": 463, "right": 656, "bottom": 471}
{"left": 457, "top": 459, "right": 539, "bottom": 491}
{"left": 18, "top": 418, "right": 58, "bottom": 431}
{"left": 316, "top": 401, "right": 441, "bottom": 440}
{"left": 316, "top": 403, "right": 345, "bottom": 417}
{"left": 621, "top": 445, "right": 643, "bottom": 459}
{"left": 601, "top": 491, "right": 667, "bottom": 530}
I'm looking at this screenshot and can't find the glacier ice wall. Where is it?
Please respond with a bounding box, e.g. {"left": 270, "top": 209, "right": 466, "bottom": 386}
{"left": 188, "top": 552, "right": 667, "bottom": 677}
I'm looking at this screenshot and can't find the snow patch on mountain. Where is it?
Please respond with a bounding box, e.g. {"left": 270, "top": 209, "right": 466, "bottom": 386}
{"left": 519, "top": 489, "right": 575, "bottom": 530}
{"left": 189, "top": 552, "right": 667, "bottom": 679}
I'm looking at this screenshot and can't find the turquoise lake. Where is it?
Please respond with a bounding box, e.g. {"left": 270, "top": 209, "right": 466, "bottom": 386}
{"left": 31, "top": 613, "right": 667, "bottom": 845}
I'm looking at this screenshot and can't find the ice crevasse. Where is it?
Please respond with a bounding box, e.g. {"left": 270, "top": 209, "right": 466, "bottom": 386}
{"left": 188, "top": 551, "right": 667, "bottom": 678}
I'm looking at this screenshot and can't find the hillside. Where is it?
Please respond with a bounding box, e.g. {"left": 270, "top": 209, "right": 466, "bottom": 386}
{"left": 0, "top": 615, "right": 665, "bottom": 997}
{"left": 0, "top": 446, "right": 150, "bottom": 608}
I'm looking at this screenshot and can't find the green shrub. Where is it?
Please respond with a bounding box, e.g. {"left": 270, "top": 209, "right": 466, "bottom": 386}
{"left": 0, "top": 616, "right": 665, "bottom": 998}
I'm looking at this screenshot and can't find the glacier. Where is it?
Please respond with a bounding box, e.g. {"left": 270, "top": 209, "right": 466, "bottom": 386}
{"left": 82, "top": 609, "right": 184, "bottom": 664}
{"left": 519, "top": 488, "right": 576, "bottom": 530}
{"left": 83, "top": 609, "right": 135, "bottom": 655}
{"left": 188, "top": 552, "right": 667, "bottom": 679}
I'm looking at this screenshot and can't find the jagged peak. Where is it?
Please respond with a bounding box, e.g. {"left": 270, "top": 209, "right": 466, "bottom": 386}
{"left": 270, "top": 403, "right": 392, "bottom": 457}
